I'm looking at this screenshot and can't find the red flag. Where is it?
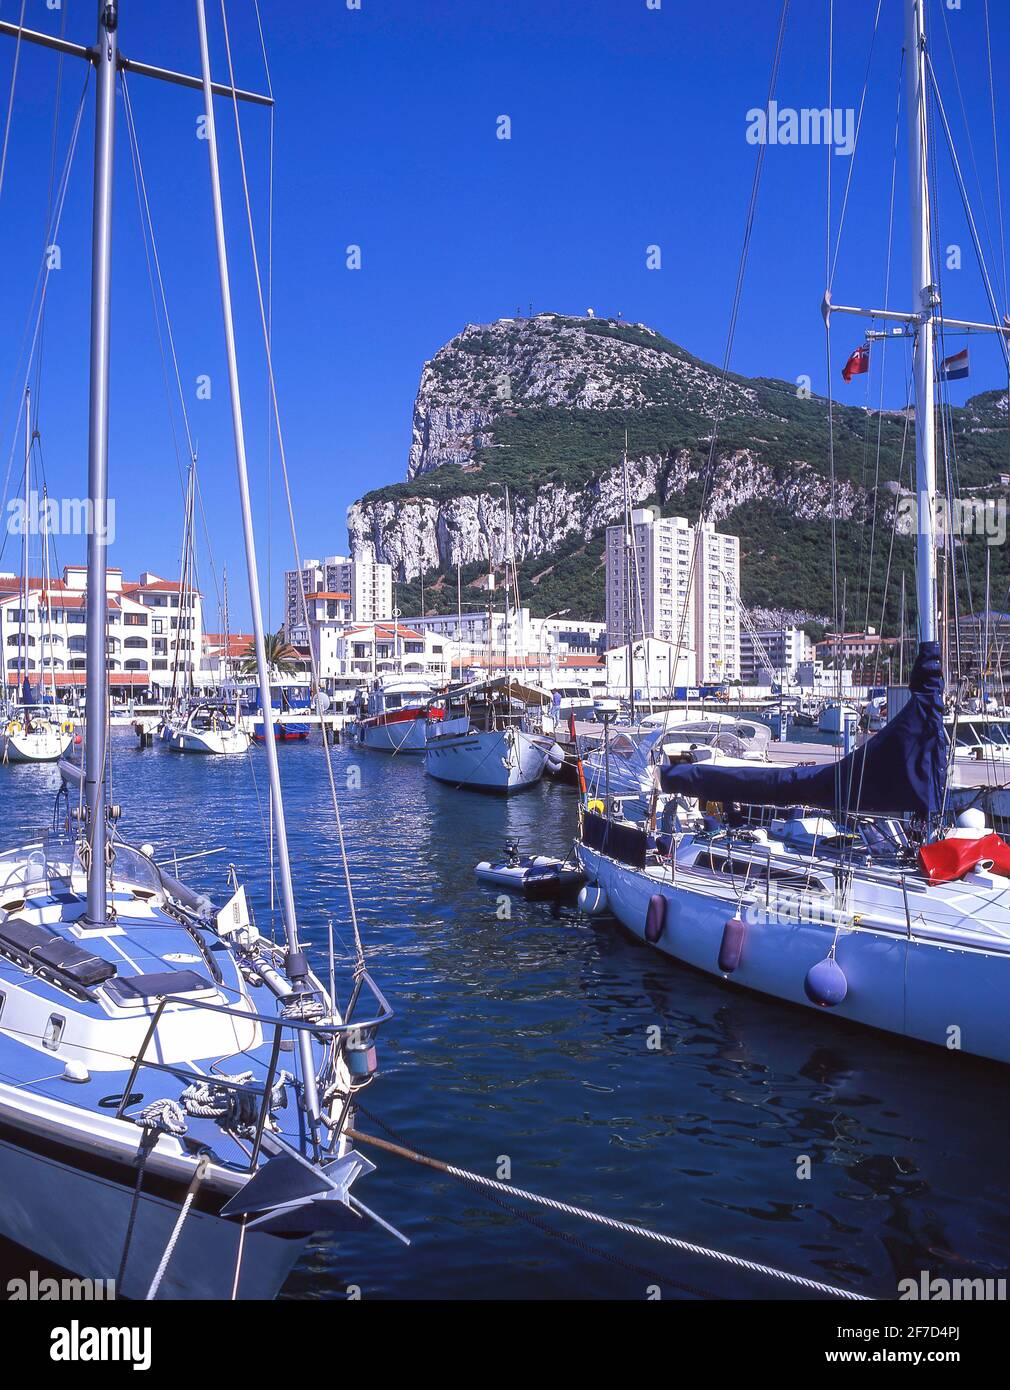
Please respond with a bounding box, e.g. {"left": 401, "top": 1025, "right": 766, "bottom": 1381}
{"left": 841, "top": 343, "right": 870, "bottom": 383}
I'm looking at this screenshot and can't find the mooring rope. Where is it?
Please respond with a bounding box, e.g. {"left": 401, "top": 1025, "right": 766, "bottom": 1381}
{"left": 346, "top": 1120, "right": 871, "bottom": 1301}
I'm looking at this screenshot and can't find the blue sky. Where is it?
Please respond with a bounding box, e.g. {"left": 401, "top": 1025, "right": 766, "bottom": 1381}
{"left": 0, "top": 0, "right": 1005, "bottom": 626}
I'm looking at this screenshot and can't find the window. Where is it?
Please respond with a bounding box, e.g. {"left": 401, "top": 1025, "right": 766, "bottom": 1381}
{"left": 124, "top": 612, "right": 148, "bottom": 627}
{"left": 152, "top": 620, "right": 163, "bottom": 635}
{"left": 124, "top": 636, "right": 146, "bottom": 650}
{"left": 69, "top": 659, "right": 86, "bottom": 671}
{"left": 124, "top": 659, "right": 148, "bottom": 671}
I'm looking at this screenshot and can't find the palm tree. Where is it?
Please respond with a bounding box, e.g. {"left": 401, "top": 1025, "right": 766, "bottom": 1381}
{"left": 237, "top": 630, "right": 300, "bottom": 678}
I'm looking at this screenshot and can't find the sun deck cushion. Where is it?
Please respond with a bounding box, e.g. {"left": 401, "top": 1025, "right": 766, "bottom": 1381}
{"left": 0, "top": 916, "right": 117, "bottom": 987}
{"left": 105, "top": 969, "right": 213, "bottom": 1004}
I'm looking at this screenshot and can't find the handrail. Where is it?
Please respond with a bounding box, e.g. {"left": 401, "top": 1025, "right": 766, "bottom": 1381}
{"left": 114, "top": 967, "right": 393, "bottom": 1164}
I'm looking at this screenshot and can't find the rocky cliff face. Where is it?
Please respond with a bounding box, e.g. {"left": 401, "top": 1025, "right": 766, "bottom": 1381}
{"left": 346, "top": 312, "right": 1004, "bottom": 620}
{"left": 405, "top": 314, "right": 758, "bottom": 479}
{"left": 347, "top": 447, "right": 869, "bottom": 580}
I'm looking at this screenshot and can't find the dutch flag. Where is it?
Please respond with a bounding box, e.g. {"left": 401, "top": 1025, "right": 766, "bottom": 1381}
{"left": 940, "top": 347, "right": 970, "bottom": 381}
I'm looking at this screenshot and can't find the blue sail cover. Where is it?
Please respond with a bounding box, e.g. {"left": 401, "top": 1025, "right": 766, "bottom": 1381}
{"left": 659, "top": 642, "right": 946, "bottom": 817}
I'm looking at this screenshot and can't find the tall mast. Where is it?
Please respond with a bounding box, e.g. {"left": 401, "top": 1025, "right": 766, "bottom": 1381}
{"left": 83, "top": 0, "right": 117, "bottom": 926}
{"left": 195, "top": 0, "right": 319, "bottom": 1127}
{"left": 20, "top": 388, "right": 29, "bottom": 693}
{"left": 905, "top": 0, "right": 937, "bottom": 647}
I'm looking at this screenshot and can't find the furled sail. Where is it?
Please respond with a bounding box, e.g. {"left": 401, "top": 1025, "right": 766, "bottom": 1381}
{"left": 659, "top": 642, "right": 946, "bottom": 817}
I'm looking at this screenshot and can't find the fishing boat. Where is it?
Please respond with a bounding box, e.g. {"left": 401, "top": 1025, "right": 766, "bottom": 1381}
{"left": 354, "top": 674, "right": 441, "bottom": 754}
{"left": 0, "top": 2, "right": 401, "bottom": 1298}
{"left": 424, "top": 675, "right": 562, "bottom": 793}
{"left": 167, "top": 701, "right": 250, "bottom": 756}
{"left": 575, "top": 0, "right": 1010, "bottom": 1066}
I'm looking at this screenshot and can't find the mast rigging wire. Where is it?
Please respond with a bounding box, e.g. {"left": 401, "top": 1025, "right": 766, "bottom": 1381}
{"left": 217, "top": 0, "right": 365, "bottom": 971}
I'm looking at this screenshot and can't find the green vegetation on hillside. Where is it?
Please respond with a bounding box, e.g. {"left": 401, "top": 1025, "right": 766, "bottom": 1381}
{"left": 356, "top": 317, "right": 1010, "bottom": 628}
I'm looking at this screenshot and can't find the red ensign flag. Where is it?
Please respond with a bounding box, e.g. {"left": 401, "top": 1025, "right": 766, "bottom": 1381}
{"left": 841, "top": 343, "right": 870, "bottom": 382}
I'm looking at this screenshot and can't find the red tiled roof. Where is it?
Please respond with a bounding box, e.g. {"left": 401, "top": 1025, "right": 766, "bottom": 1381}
{"left": 6, "top": 671, "right": 151, "bottom": 687}
{"left": 343, "top": 623, "right": 424, "bottom": 640}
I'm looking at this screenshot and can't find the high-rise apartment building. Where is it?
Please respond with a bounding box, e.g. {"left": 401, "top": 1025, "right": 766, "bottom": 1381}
{"left": 284, "top": 555, "right": 392, "bottom": 633}
{"left": 604, "top": 511, "right": 740, "bottom": 683}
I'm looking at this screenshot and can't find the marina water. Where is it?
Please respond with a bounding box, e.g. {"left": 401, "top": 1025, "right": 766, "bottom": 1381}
{"left": 2, "top": 731, "right": 1008, "bottom": 1299}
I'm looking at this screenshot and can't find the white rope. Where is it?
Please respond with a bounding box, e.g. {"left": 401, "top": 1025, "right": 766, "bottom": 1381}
{"left": 145, "top": 1156, "right": 208, "bottom": 1300}
{"left": 446, "top": 1164, "right": 870, "bottom": 1300}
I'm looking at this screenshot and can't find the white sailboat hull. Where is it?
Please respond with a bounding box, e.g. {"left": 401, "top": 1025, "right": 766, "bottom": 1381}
{"left": 0, "top": 1119, "right": 306, "bottom": 1300}
{"left": 425, "top": 726, "right": 551, "bottom": 793}
{"left": 169, "top": 727, "right": 250, "bottom": 755}
{"left": 2, "top": 725, "right": 73, "bottom": 763}
{"left": 578, "top": 843, "right": 1010, "bottom": 1065}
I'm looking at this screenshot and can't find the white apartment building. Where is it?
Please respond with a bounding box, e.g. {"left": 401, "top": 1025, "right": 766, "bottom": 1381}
{"left": 284, "top": 555, "right": 392, "bottom": 632}
{"left": 0, "top": 565, "right": 203, "bottom": 694}
{"left": 740, "top": 625, "right": 814, "bottom": 685}
{"left": 605, "top": 511, "right": 740, "bottom": 684}
{"left": 408, "top": 608, "right": 605, "bottom": 676}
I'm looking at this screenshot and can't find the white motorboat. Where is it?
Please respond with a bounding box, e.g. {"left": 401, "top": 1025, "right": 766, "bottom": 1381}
{"left": 167, "top": 702, "right": 250, "bottom": 755}
{"left": 425, "top": 676, "right": 562, "bottom": 793}
{"left": 356, "top": 675, "right": 440, "bottom": 754}
{"left": 582, "top": 722, "right": 781, "bottom": 807}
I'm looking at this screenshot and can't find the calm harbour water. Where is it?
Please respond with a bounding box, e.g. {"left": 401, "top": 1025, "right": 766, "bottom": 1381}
{"left": 2, "top": 727, "right": 1009, "bottom": 1300}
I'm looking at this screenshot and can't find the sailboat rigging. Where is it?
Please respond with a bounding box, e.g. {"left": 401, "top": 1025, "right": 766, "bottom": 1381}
{"left": 0, "top": 1, "right": 401, "bottom": 1299}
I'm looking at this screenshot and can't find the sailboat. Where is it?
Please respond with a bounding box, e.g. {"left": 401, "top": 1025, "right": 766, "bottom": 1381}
{"left": 0, "top": 2, "right": 401, "bottom": 1298}
{"left": 424, "top": 494, "right": 562, "bottom": 792}
{"left": 576, "top": 0, "right": 1010, "bottom": 1066}
{"left": 159, "top": 457, "right": 250, "bottom": 756}
{"left": 1, "top": 390, "right": 75, "bottom": 764}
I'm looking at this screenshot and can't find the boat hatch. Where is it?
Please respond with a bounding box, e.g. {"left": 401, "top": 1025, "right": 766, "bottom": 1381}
{"left": 105, "top": 969, "right": 216, "bottom": 1007}
{"left": 0, "top": 917, "right": 117, "bottom": 989}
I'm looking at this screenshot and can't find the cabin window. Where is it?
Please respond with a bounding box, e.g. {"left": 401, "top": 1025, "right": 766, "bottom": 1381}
{"left": 43, "top": 1014, "right": 65, "bottom": 1051}
{"left": 0, "top": 991, "right": 5, "bottom": 1020}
